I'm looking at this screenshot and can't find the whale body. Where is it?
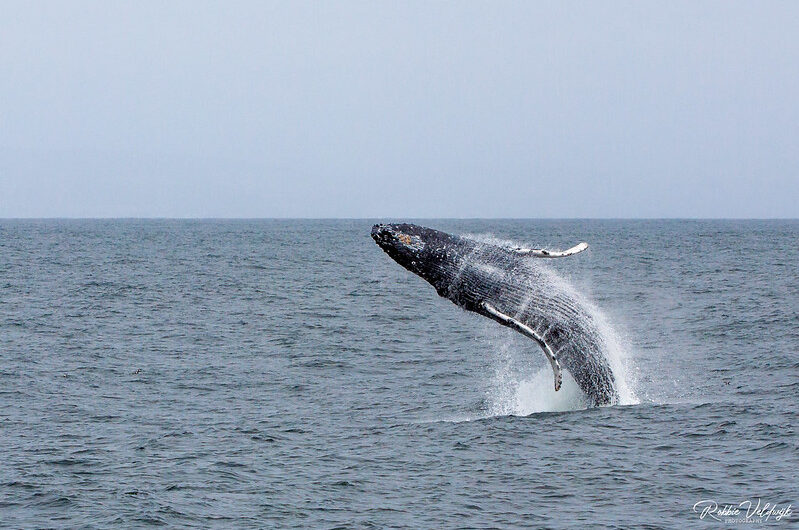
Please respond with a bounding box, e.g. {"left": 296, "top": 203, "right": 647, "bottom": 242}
{"left": 371, "top": 223, "right": 619, "bottom": 407}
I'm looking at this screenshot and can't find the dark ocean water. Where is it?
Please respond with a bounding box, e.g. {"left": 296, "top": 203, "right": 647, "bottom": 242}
{"left": 1, "top": 219, "right": 797, "bottom": 528}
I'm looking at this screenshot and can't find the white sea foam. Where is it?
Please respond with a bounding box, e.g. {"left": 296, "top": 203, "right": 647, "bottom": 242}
{"left": 489, "top": 362, "right": 589, "bottom": 416}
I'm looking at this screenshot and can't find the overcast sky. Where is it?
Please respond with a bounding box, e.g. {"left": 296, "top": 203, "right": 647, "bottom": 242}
{"left": 1, "top": 1, "right": 797, "bottom": 218}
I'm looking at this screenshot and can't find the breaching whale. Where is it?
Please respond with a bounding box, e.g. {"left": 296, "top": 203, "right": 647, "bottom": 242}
{"left": 371, "top": 223, "right": 619, "bottom": 406}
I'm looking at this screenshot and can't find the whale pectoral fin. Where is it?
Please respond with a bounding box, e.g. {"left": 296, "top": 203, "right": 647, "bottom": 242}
{"left": 481, "top": 302, "right": 562, "bottom": 391}
{"left": 512, "top": 242, "right": 588, "bottom": 258}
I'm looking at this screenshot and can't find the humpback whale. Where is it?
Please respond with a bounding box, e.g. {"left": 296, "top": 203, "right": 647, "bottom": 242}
{"left": 371, "top": 223, "right": 619, "bottom": 406}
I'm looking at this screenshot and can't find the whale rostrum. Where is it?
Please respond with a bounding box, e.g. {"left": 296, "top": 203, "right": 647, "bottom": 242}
{"left": 371, "top": 223, "right": 619, "bottom": 407}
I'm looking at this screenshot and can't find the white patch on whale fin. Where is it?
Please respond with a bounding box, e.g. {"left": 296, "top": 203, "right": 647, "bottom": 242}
{"left": 481, "top": 302, "right": 563, "bottom": 392}
{"left": 512, "top": 242, "right": 588, "bottom": 258}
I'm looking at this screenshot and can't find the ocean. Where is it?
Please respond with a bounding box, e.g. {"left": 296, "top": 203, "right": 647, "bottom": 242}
{"left": 1, "top": 219, "right": 796, "bottom": 528}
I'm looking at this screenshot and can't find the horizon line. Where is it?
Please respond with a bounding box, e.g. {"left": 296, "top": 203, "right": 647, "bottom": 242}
{"left": 1, "top": 216, "right": 797, "bottom": 221}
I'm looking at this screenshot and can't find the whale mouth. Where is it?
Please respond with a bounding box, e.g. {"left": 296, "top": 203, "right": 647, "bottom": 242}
{"left": 371, "top": 224, "right": 393, "bottom": 250}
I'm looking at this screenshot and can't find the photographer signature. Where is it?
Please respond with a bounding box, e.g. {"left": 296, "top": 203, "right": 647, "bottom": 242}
{"left": 693, "top": 498, "right": 792, "bottom": 523}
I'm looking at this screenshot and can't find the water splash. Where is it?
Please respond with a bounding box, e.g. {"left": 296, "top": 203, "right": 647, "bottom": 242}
{"left": 471, "top": 233, "right": 640, "bottom": 415}
{"left": 489, "top": 360, "right": 589, "bottom": 416}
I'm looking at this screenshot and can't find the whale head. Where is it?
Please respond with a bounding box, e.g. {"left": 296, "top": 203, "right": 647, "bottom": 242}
{"left": 371, "top": 223, "right": 466, "bottom": 293}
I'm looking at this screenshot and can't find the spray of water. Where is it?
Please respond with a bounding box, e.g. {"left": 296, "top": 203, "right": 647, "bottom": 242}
{"left": 486, "top": 340, "right": 589, "bottom": 415}
{"left": 469, "top": 234, "right": 641, "bottom": 415}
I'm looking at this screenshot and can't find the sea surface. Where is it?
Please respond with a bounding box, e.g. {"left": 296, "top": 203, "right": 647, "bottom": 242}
{"left": 1, "top": 219, "right": 797, "bottom": 528}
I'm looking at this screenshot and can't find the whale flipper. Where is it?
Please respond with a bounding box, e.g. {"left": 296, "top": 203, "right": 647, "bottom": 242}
{"left": 512, "top": 242, "right": 588, "bottom": 258}
{"left": 481, "top": 302, "right": 563, "bottom": 391}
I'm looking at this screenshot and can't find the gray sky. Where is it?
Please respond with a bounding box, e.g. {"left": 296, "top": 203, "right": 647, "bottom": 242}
{"left": 1, "top": 1, "right": 797, "bottom": 218}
